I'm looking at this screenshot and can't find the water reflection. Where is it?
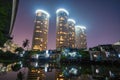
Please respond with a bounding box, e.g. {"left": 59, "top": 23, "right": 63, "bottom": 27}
{"left": 0, "top": 61, "right": 120, "bottom": 80}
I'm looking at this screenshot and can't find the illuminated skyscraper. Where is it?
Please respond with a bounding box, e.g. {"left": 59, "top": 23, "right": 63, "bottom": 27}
{"left": 75, "top": 26, "right": 87, "bottom": 49}
{"left": 56, "top": 8, "right": 69, "bottom": 49}
{"left": 68, "top": 19, "right": 76, "bottom": 48}
{"left": 32, "top": 10, "right": 50, "bottom": 51}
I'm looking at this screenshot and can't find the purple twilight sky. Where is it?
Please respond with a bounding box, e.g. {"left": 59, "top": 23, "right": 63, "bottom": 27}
{"left": 12, "top": 0, "right": 120, "bottom": 49}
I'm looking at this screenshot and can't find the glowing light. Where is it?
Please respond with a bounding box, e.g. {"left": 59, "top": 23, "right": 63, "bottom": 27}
{"left": 68, "top": 19, "right": 76, "bottom": 24}
{"left": 35, "top": 62, "right": 38, "bottom": 67}
{"left": 69, "top": 68, "right": 78, "bottom": 75}
{"left": 35, "top": 54, "right": 39, "bottom": 59}
{"left": 45, "top": 63, "right": 49, "bottom": 72}
{"left": 36, "top": 9, "right": 50, "bottom": 17}
{"left": 68, "top": 52, "right": 77, "bottom": 57}
{"left": 96, "top": 69, "right": 99, "bottom": 73}
{"left": 46, "top": 50, "right": 48, "bottom": 54}
{"left": 45, "top": 50, "right": 50, "bottom": 58}
{"left": 75, "top": 25, "right": 86, "bottom": 30}
{"left": 56, "top": 8, "right": 69, "bottom": 15}
{"left": 94, "top": 54, "right": 97, "bottom": 57}
{"left": 118, "top": 54, "right": 120, "bottom": 58}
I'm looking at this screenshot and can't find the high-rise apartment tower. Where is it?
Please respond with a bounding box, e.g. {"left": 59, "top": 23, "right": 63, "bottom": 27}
{"left": 32, "top": 10, "right": 50, "bottom": 51}
{"left": 56, "top": 8, "right": 69, "bottom": 49}
{"left": 75, "top": 26, "right": 87, "bottom": 49}
{"left": 68, "top": 19, "right": 76, "bottom": 48}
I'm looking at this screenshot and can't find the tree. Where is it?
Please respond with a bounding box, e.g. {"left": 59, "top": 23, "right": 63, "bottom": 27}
{"left": 15, "top": 47, "right": 24, "bottom": 54}
{"left": 22, "top": 39, "right": 29, "bottom": 50}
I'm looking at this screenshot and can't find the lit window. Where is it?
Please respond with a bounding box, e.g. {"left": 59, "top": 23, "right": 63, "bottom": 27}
{"left": 59, "top": 24, "right": 62, "bottom": 26}
{"left": 64, "top": 32, "right": 67, "bottom": 34}
{"left": 36, "top": 26, "right": 40, "bottom": 28}
{"left": 72, "top": 34, "right": 74, "bottom": 37}
{"left": 60, "top": 17, "right": 64, "bottom": 20}
{"left": 37, "top": 13, "right": 41, "bottom": 16}
{"left": 37, "top": 21, "right": 41, "bottom": 23}
{"left": 81, "top": 35, "right": 83, "bottom": 37}
{"left": 45, "top": 42, "right": 47, "bottom": 44}
{"left": 72, "top": 45, "right": 74, "bottom": 47}
{"left": 40, "top": 44, "right": 42, "bottom": 47}
{"left": 40, "top": 31, "right": 42, "bottom": 33}
{"left": 41, "top": 38, "right": 43, "bottom": 42}
{"left": 33, "top": 45, "right": 39, "bottom": 49}
{"left": 60, "top": 31, "right": 63, "bottom": 34}
{"left": 44, "top": 32, "right": 46, "bottom": 34}
{"left": 35, "top": 38, "right": 39, "bottom": 40}
{"left": 60, "top": 42, "right": 63, "bottom": 44}
{"left": 35, "top": 30, "right": 40, "bottom": 32}
{"left": 44, "top": 21, "right": 47, "bottom": 24}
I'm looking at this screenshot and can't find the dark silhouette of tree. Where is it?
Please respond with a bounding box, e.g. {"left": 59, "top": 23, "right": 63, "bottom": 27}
{"left": 22, "top": 39, "right": 29, "bottom": 50}
{"left": 15, "top": 47, "right": 24, "bottom": 53}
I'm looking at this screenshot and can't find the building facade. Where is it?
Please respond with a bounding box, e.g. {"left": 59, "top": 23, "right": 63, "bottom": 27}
{"left": 32, "top": 10, "right": 50, "bottom": 51}
{"left": 0, "top": 0, "right": 19, "bottom": 46}
{"left": 68, "top": 19, "right": 76, "bottom": 48}
{"left": 75, "top": 26, "right": 87, "bottom": 49}
{"left": 56, "top": 8, "right": 69, "bottom": 49}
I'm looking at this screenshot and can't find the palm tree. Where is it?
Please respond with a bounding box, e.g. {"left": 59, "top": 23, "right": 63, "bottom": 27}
{"left": 22, "top": 39, "right": 30, "bottom": 50}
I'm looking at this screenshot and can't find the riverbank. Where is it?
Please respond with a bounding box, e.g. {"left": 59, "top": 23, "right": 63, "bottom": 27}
{"left": 60, "top": 59, "right": 120, "bottom": 65}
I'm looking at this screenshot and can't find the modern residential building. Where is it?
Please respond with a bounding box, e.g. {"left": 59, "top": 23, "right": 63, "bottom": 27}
{"left": 56, "top": 8, "right": 69, "bottom": 49}
{"left": 68, "top": 19, "right": 76, "bottom": 48}
{"left": 113, "top": 41, "right": 120, "bottom": 53}
{"left": 32, "top": 10, "right": 50, "bottom": 51}
{"left": 0, "top": 0, "right": 19, "bottom": 46}
{"left": 89, "top": 44, "right": 118, "bottom": 61}
{"left": 75, "top": 26, "right": 87, "bottom": 49}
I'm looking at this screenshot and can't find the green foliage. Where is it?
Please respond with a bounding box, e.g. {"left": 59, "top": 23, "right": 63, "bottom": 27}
{"left": 61, "top": 55, "right": 67, "bottom": 59}
{"left": 0, "top": 51, "right": 20, "bottom": 60}
{"left": 23, "top": 50, "right": 39, "bottom": 59}
{"left": 78, "top": 50, "right": 90, "bottom": 59}
{"left": 0, "top": 31, "right": 8, "bottom": 47}
{"left": 15, "top": 47, "right": 24, "bottom": 53}
{"left": 0, "top": 1, "right": 12, "bottom": 47}
{"left": 81, "top": 66, "right": 92, "bottom": 74}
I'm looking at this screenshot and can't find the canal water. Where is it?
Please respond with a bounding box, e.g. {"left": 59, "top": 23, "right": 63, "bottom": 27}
{"left": 0, "top": 61, "right": 120, "bottom": 80}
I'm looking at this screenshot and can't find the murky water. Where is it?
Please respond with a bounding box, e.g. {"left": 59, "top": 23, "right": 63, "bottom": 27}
{"left": 0, "top": 61, "right": 120, "bottom": 80}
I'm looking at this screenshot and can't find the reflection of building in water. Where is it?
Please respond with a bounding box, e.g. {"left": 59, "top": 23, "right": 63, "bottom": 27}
{"left": 0, "top": 62, "right": 18, "bottom": 73}
{"left": 27, "top": 69, "right": 45, "bottom": 80}
{"left": 91, "top": 65, "right": 120, "bottom": 80}
{"left": 55, "top": 69, "right": 65, "bottom": 80}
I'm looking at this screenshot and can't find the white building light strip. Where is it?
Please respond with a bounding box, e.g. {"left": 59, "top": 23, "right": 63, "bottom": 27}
{"left": 56, "top": 8, "right": 69, "bottom": 15}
